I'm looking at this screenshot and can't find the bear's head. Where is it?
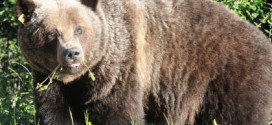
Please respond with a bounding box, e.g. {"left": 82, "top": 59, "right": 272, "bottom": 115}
{"left": 16, "top": 0, "right": 108, "bottom": 83}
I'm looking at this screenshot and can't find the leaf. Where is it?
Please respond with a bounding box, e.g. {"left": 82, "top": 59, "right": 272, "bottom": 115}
{"left": 88, "top": 122, "right": 92, "bottom": 125}
{"left": 36, "top": 83, "right": 48, "bottom": 92}
{"left": 250, "top": 5, "right": 257, "bottom": 11}
{"left": 213, "top": 119, "right": 218, "bottom": 125}
{"left": 89, "top": 72, "right": 96, "bottom": 81}
{"left": 9, "top": 0, "right": 16, "bottom": 4}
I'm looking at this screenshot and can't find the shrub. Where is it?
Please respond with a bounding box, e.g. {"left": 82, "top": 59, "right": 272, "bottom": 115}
{"left": 0, "top": 0, "right": 35, "bottom": 124}
{"left": 217, "top": 0, "right": 272, "bottom": 39}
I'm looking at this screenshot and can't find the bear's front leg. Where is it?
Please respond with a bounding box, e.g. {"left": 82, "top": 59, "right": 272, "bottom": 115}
{"left": 86, "top": 73, "right": 145, "bottom": 125}
{"left": 33, "top": 71, "right": 85, "bottom": 125}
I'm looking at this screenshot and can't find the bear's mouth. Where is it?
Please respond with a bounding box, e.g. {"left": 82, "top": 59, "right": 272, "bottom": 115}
{"left": 61, "top": 63, "right": 82, "bottom": 74}
{"left": 66, "top": 63, "right": 81, "bottom": 68}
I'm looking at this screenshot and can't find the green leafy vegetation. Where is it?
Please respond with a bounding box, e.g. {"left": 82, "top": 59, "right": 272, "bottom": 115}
{"left": 0, "top": 0, "right": 271, "bottom": 124}
{"left": 217, "top": 0, "right": 272, "bottom": 39}
{"left": 0, "top": 0, "right": 35, "bottom": 124}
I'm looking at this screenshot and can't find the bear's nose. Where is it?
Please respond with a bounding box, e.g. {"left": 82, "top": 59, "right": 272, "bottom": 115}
{"left": 61, "top": 47, "right": 82, "bottom": 63}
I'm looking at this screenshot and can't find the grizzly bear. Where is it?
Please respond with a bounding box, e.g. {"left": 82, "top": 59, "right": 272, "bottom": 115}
{"left": 16, "top": 0, "right": 272, "bottom": 125}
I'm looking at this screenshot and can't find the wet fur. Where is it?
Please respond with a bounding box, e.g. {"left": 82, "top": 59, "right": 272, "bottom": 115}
{"left": 16, "top": 0, "right": 272, "bottom": 125}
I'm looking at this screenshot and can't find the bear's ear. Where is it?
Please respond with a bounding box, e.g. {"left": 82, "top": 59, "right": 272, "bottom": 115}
{"left": 16, "top": 0, "right": 40, "bottom": 24}
{"left": 15, "top": 0, "right": 39, "bottom": 16}
{"left": 80, "top": 0, "right": 99, "bottom": 10}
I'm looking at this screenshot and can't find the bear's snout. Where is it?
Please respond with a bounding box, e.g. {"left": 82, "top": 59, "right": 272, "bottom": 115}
{"left": 59, "top": 46, "right": 83, "bottom": 66}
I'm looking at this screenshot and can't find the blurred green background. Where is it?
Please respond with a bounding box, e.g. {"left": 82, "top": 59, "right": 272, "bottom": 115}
{"left": 0, "top": 0, "right": 271, "bottom": 124}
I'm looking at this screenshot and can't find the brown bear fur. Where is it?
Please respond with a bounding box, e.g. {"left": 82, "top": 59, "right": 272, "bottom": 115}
{"left": 16, "top": 0, "right": 272, "bottom": 125}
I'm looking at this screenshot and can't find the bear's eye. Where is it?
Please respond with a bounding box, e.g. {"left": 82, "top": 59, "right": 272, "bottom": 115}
{"left": 47, "top": 32, "right": 58, "bottom": 41}
{"left": 74, "top": 27, "right": 83, "bottom": 35}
